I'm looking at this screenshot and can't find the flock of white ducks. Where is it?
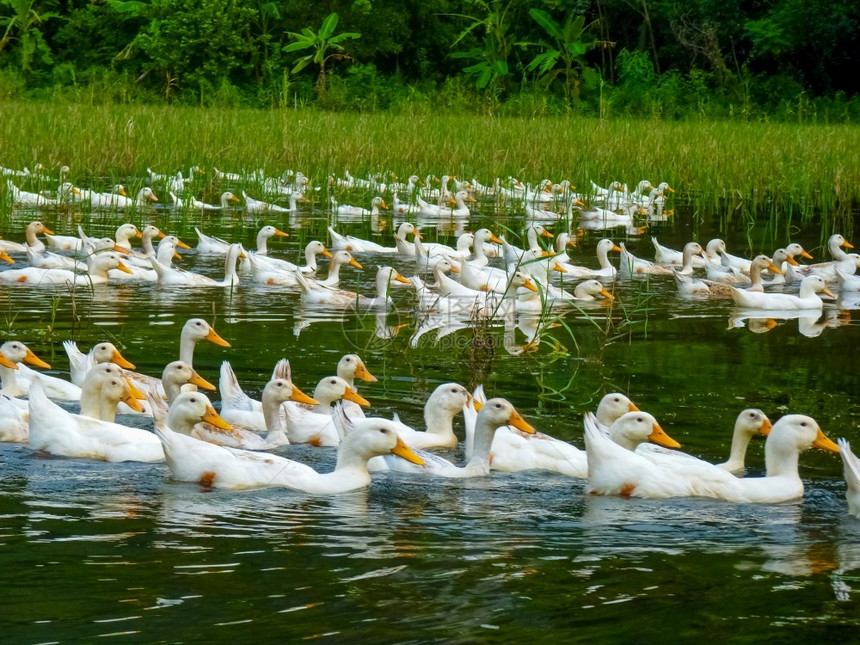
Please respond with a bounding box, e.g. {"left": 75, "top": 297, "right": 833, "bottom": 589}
{"left": 0, "top": 326, "right": 854, "bottom": 509}
{"left": 0, "top": 164, "right": 855, "bottom": 506}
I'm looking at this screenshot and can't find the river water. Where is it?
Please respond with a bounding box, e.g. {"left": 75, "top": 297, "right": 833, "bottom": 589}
{"left": 0, "top": 191, "right": 858, "bottom": 642}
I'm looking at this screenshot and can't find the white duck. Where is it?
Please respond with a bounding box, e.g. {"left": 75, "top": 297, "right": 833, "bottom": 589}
{"left": 620, "top": 241, "right": 703, "bottom": 276}
{"left": 63, "top": 340, "right": 136, "bottom": 388}
{"left": 675, "top": 254, "right": 781, "bottom": 297}
{"left": 732, "top": 274, "right": 834, "bottom": 310}
{"left": 243, "top": 190, "right": 291, "bottom": 214}
{"left": 0, "top": 340, "right": 83, "bottom": 401}
{"left": 151, "top": 243, "right": 245, "bottom": 287}
{"left": 837, "top": 439, "right": 860, "bottom": 518}
{"left": 177, "top": 191, "right": 239, "bottom": 212}
{"left": 158, "top": 361, "right": 217, "bottom": 404}
{"left": 369, "top": 397, "right": 534, "bottom": 477}
{"left": 196, "top": 371, "right": 318, "bottom": 450}
{"left": 296, "top": 266, "right": 408, "bottom": 308}
{"left": 6, "top": 180, "right": 59, "bottom": 208}
{"left": 248, "top": 241, "right": 332, "bottom": 281}
{"left": 157, "top": 392, "right": 422, "bottom": 493}
{"left": 715, "top": 409, "right": 773, "bottom": 473}
{"left": 460, "top": 385, "right": 585, "bottom": 476}
{"left": 195, "top": 225, "right": 288, "bottom": 255}
{"left": 26, "top": 374, "right": 164, "bottom": 463}
{"left": 652, "top": 237, "right": 721, "bottom": 268}
{"left": 558, "top": 238, "right": 621, "bottom": 280}
{"left": 303, "top": 250, "right": 362, "bottom": 288}
{"left": 112, "top": 186, "right": 159, "bottom": 211}
{"left": 214, "top": 359, "right": 299, "bottom": 431}
{"left": 437, "top": 190, "right": 476, "bottom": 217}
{"left": 76, "top": 363, "right": 146, "bottom": 421}
{"left": 120, "top": 319, "right": 229, "bottom": 400}
{"left": 90, "top": 185, "right": 130, "bottom": 211}
{"left": 515, "top": 278, "right": 613, "bottom": 314}
{"left": 328, "top": 222, "right": 417, "bottom": 254}
{"left": 362, "top": 382, "right": 471, "bottom": 453}
{"left": 331, "top": 195, "right": 387, "bottom": 218}
{"left": 0, "top": 221, "right": 53, "bottom": 253}
{"left": 585, "top": 411, "right": 838, "bottom": 502}
{"left": 0, "top": 251, "right": 133, "bottom": 286}
{"left": 283, "top": 375, "right": 370, "bottom": 446}
{"left": 43, "top": 225, "right": 87, "bottom": 252}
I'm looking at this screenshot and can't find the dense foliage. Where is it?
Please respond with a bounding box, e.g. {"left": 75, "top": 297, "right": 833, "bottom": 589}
{"left": 0, "top": 0, "right": 858, "bottom": 121}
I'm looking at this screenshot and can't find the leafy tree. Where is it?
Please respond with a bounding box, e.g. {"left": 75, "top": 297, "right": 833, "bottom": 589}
{"left": 283, "top": 12, "right": 361, "bottom": 100}
{"left": 519, "top": 8, "right": 599, "bottom": 102}
{"left": 447, "top": 0, "right": 516, "bottom": 97}
{"left": 135, "top": 0, "right": 259, "bottom": 101}
{"left": 0, "top": 0, "right": 58, "bottom": 73}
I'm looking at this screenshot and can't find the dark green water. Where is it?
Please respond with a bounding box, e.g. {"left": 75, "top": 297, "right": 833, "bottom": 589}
{"left": 1, "top": 194, "right": 859, "bottom": 642}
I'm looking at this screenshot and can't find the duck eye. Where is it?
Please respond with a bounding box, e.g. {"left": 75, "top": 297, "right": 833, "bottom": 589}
{"left": 190, "top": 398, "right": 197, "bottom": 403}
{"left": 636, "top": 417, "right": 643, "bottom": 422}
{"left": 330, "top": 379, "right": 337, "bottom": 385}
{"left": 800, "top": 421, "right": 807, "bottom": 426}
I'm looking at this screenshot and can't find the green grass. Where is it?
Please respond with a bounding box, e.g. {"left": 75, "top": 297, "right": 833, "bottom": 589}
{"left": 0, "top": 101, "right": 857, "bottom": 225}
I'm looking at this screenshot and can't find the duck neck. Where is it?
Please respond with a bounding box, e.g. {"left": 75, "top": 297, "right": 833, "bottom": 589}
{"left": 0, "top": 363, "right": 19, "bottom": 394}
{"left": 304, "top": 244, "right": 319, "bottom": 271}
{"left": 749, "top": 262, "right": 765, "bottom": 290}
{"left": 166, "top": 410, "right": 197, "bottom": 435}
{"left": 573, "top": 283, "right": 595, "bottom": 300}
{"left": 527, "top": 228, "right": 539, "bottom": 252}
{"left": 798, "top": 280, "right": 818, "bottom": 299}
{"left": 79, "top": 378, "right": 104, "bottom": 419}
{"left": 611, "top": 431, "right": 641, "bottom": 452}
{"left": 596, "top": 245, "right": 612, "bottom": 270}
{"left": 764, "top": 437, "right": 801, "bottom": 479}
{"left": 724, "top": 424, "right": 754, "bottom": 470}
{"left": 375, "top": 272, "right": 392, "bottom": 299}
{"left": 680, "top": 249, "right": 697, "bottom": 272}
{"left": 457, "top": 235, "right": 472, "bottom": 254}
{"left": 262, "top": 392, "right": 288, "bottom": 440}
{"left": 472, "top": 236, "right": 487, "bottom": 263}
{"left": 223, "top": 248, "right": 240, "bottom": 284}
{"left": 334, "top": 435, "right": 372, "bottom": 473}
{"left": 25, "top": 226, "right": 41, "bottom": 247}
{"left": 156, "top": 243, "right": 175, "bottom": 266}
{"left": 325, "top": 260, "right": 343, "bottom": 283}
{"left": 256, "top": 230, "right": 270, "bottom": 254}
{"left": 831, "top": 239, "right": 847, "bottom": 261}
{"left": 142, "top": 233, "right": 157, "bottom": 257}
{"left": 424, "top": 401, "right": 457, "bottom": 440}
{"left": 87, "top": 259, "right": 110, "bottom": 280}
{"left": 464, "top": 419, "right": 495, "bottom": 474}
{"left": 311, "top": 386, "right": 338, "bottom": 415}
{"left": 162, "top": 377, "right": 183, "bottom": 404}
{"left": 179, "top": 334, "right": 196, "bottom": 366}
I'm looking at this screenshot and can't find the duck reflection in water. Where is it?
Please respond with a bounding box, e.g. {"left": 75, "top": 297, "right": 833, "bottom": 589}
{"left": 729, "top": 308, "right": 850, "bottom": 338}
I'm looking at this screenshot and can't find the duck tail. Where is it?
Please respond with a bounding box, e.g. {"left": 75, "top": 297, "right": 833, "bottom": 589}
{"left": 219, "top": 361, "right": 254, "bottom": 412}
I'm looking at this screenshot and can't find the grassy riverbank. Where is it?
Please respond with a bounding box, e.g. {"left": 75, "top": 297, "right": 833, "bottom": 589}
{"left": 1, "top": 102, "right": 857, "bottom": 221}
